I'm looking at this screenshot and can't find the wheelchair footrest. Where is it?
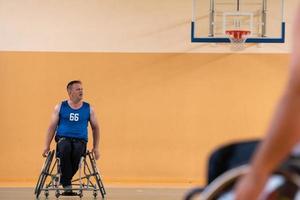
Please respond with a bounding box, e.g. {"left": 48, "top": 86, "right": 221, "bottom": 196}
{"left": 61, "top": 191, "right": 79, "bottom": 196}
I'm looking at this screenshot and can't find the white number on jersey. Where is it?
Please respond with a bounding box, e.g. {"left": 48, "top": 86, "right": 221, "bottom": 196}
{"left": 69, "top": 113, "right": 79, "bottom": 121}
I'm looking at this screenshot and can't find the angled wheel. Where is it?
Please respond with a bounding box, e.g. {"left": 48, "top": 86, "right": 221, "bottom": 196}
{"left": 34, "top": 150, "right": 55, "bottom": 198}
{"left": 88, "top": 151, "right": 106, "bottom": 198}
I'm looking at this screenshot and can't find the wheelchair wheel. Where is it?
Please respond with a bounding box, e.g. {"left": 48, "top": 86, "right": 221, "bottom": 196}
{"left": 200, "top": 165, "right": 248, "bottom": 200}
{"left": 34, "top": 150, "right": 55, "bottom": 198}
{"left": 88, "top": 152, "right": 106, "bottom": 198}
{"left": 200, "top": 165, "right": 300, "bottom": 200}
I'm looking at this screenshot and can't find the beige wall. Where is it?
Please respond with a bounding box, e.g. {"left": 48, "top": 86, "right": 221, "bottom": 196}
{"left": 0, "top": 0, "right": 298, "bottom": 53}
{"left": 0, "top": 52, "right": 289, "bottom": 185}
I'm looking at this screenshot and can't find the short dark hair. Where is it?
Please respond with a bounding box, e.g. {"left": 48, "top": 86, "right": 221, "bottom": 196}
{"left": 67, "top": 80, "right": 82, "bottom": 91}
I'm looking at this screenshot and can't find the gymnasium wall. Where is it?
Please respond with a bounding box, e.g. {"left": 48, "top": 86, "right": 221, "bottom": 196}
{"left": 0, "top": 52, "right": 289, "bottom": 185}
{"left": 0, "top": 0, "right": 296, "bottom": 186}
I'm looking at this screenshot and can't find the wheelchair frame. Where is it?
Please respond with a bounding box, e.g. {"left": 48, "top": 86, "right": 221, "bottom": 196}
{"left": 34, "top": 150, "right": 106, "bottom": 199}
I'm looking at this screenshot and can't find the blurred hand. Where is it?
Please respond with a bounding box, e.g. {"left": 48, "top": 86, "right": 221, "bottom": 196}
{"left": 92, "top": 148, "right": 100, "bottom": 160}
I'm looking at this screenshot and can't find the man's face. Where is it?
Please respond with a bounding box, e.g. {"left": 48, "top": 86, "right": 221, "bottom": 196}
{"left": 69, "top": 83, "right": 83, "bottom": 101}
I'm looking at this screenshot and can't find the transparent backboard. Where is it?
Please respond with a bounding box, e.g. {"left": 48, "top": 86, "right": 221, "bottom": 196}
{"left": 192, "top": 0, "right": 285, "bottom": 43}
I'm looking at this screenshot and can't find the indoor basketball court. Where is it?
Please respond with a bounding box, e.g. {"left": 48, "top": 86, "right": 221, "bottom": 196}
{"left": 0, "top": 0, "right": 298, "bottom": 199}
{"left": 0, "top": 187, "right": 187, "bottom": 200}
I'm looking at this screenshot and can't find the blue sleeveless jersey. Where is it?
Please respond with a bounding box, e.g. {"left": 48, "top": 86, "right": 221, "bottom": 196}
{"left": 56, "top": 101, "right": 90, "bottom": 141}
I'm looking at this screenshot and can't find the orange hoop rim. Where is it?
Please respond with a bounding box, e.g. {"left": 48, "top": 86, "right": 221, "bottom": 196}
{"left": 225, "top": 30, "right": 251, "bottom": 40}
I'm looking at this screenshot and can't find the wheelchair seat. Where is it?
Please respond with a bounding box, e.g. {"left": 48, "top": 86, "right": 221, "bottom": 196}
{"left": 34, "top": 150, "right": 106, "bottom": 199}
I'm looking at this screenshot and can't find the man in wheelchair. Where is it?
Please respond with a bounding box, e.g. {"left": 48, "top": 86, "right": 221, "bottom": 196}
{"left": 38, "top": 80, "right": 103, "bottom": 197}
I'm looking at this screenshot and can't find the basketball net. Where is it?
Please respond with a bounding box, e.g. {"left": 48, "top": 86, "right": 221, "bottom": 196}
{"left": 226, "top": 30, "right": 251, "bottom": 51}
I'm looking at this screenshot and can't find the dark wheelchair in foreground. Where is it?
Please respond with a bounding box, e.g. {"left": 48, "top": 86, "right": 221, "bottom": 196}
{"left": 34, "top": 150, "right": 106, "bottom": 199}
{"left": 185, "top": 140, "right": 300, "bottom": 200}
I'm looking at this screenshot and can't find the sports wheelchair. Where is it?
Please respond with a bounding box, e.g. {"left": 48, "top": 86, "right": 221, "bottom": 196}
{"left": 34, "top": 150, "right": 106, "bottom": 199}
{"left": 185, "top": 140, "right": 300, "bottom": 200}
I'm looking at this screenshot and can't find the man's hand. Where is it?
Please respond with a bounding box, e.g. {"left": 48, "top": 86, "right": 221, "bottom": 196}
{"left": 92, "top": 148, "right": 100, "bottom": 160}
{"left": 42, "top": 147, "right": 50, "bottom": 157}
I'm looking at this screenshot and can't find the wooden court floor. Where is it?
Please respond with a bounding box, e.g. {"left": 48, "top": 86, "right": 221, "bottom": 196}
{"left": 0, "top": 186, "right": 189, "bottom": 200}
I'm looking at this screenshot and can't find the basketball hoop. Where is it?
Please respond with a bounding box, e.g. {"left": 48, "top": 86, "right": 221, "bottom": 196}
{"left": 225, "top": 30, "right": 251, "bottom": 50}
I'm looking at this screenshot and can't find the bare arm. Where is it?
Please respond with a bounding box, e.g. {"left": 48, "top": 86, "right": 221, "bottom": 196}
{"left": 42, "top": 103, "right": 61, "bottom": 157}
{"left": 90, "top": 106, "right": 100, "bottom": 160}
{"left": 235, "top": 5, "right": 300, "bottom": 200}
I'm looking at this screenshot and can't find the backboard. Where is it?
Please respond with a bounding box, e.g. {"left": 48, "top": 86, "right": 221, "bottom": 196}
{"left": 191, "top": 0, "right": 285, "bottom": 43}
